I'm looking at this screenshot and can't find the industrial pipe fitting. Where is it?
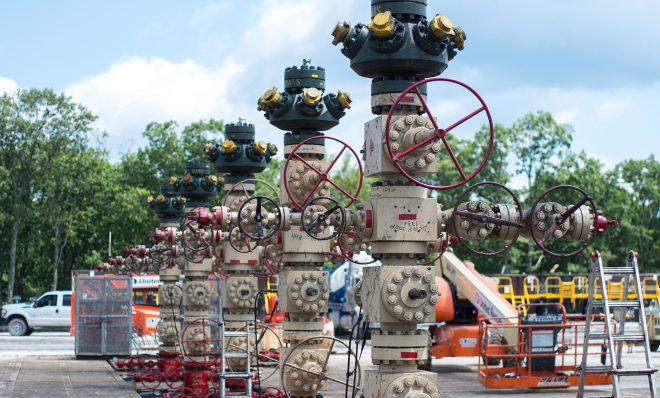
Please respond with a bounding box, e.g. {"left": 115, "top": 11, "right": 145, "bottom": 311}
{"left": 221, "top": 140, "right": 238, "bottom": 155}
{"left": 336, "top": 90, "right": 352, "bottom": 109}
{"left": 258, "top": 87, "right": 282, "bottom": 110}
{"left": 369, "top": 11, "right": 396, "bottom": 38}
{"left": 302, "top": 87, "right": 323, "bottom": 106}
{"left": 331, "top": 20, "right": 351, "bottom": 45}
{"left": 429, "top": 14, "right": 455, "bottom": 40}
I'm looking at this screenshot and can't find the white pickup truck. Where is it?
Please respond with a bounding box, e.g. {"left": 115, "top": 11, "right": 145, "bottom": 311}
{"left": 1, "top": 290, "right": 72, "bottom": 336}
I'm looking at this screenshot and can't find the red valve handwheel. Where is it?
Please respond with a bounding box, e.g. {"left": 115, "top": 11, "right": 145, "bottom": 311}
{"left": 385, "top": 77, "right": 494, "bottom": 190}
{"left": 528, "top": 184, "right": 598, "bottom": 258}
{"left": 283, "top": 135, "right": 363, "bottom": 209}
{"left": 182, "top": 219, "right": 210, "bottom": 253}
{"left": 228, "top": 227, "right": 256, "bottom": 254}
{"left": 180, "top": 317, "right": 222, "bottom": 365}
{"left": 337, "top": 231, "right": 378, "bottom": 265}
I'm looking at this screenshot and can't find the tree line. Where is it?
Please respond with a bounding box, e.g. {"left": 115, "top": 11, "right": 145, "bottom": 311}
{"left": 1, "top": 89, "right": 657, "bottom": 301}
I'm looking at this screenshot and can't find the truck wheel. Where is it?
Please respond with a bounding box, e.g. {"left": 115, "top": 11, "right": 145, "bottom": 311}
{"left": 651, "top": 342, "right": 659, "bottom": 352}
{"left": 482, "top": 329, "right": 502, "bottom": 366}
{"left": 8, "top": 318, "right": 27, "bottom": 336}
{"left": 419, "top": 330, "right": 433, "bottom": 371}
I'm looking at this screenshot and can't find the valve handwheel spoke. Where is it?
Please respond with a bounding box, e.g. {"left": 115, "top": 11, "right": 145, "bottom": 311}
{"left": 528, "top": 185, "right": 598, "bottom": 258}
{"left": 237, "top": 196, "right": 281, "bottom": 241}
{"left": 451, "top": 181, "right": 524, "bottom": 256}
{"left": 182, "top": 220, "right": 210, "bottom": 252}
{"left": 453, "top": 209, "right": 524, "bottom": 228}
{"left": 385, "top": 77, "right": 494, "bottom": 190}
{"left": 242, "top": 234, "right": 253, "bottom": 252}
{"left": 281, "top": 336, "right": 361, "bottom": 398}
{"left": 414, "top": 87, "right": 441, "bottom": 133}
{"left": 301, "top": 197, "right": 346, "bottom": 241}
{"left": 284, "top": 135, "right": 363, "bottom": 209}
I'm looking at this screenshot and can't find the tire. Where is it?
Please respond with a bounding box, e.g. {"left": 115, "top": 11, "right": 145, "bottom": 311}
{"left": 482, "top": 329, "right": 502, "bottom": 366}
{"left": 502, "top": 346, "right": 518, "bottom": 368}
{"left": 419, "top": 329, "right": 433, "bottom": 371}
{"left": 482, "top": 328, "right": 517, "bottom": 367}
{"left": 8, "top": 318, "right": 28, "bottom": 336}
{"left": 25, "top": 328, "right": 34, "bottom": 336}
{"left": 651, "top": 342, "right": 660, "bottom": 352}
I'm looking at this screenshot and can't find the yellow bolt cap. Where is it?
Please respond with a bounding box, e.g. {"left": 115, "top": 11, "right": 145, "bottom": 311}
{"left": 331, "top": 21, "right": 351, "bottom": 45}
{"left": 203, "top": 143, "right": 214, "bottom": 155}
{"left": 430, "top": 14, "right": 455, "bottom": 39}
{"left": 254, "top": 141, "right": 268, "bottom": 155}
{"left": 337, "top": 91, "right": 352, "bottom": 109}
{"left": 221, "top": 140, "right": 237, "bottom": 154}
{"left": 146, "top": 195, "right": 154, "bottom": 204}
{"left": 183, "top": 174, "right": 193, "bottom": 184}
{"left": 368, "top": 11, "right": 395, "bottom": 38}
{"left": 169, "top": 176, "right": 178, "bottom": 185}
{"left": 454, "top": 26, "right": 466, "bottom": 50}
{"left": 302, "top": 87, "right": 323, "bottom": 106}
{"left": 156, "top": 194, "right": 166, "bottom": 204}
{"left": 208, "top": 175, "right": 218, "bottom": 185}
{"left": 258, "top": 87, "right": 281, "bottom": 110}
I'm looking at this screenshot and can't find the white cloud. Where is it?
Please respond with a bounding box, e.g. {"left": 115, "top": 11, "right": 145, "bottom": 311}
{"left": 65, "top": 57, "right": 244, "bottom": 159}
{"left": 554, "top": 108, "right": 578, "bottom": 124}
{"left": 0, "top": 76, "right": 18, "bottom": 94}
{"left": 592, "top": 98, "right": 635, "bottom": 122}
{"left": 238, "top": 0, "right": 335, "bottom": 60}
{"left": 482, "top": 82, "right": 660, "bottom": 165}
{"left": 61, "top": 0, "right": 365, "bottom": 162}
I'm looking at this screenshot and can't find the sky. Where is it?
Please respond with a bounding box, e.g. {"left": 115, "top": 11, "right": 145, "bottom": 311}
{"left": 1, "top": 0, "right": 658, "bottom": 170}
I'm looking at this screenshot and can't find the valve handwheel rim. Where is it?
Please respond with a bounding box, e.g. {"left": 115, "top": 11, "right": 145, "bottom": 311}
{"left": 283, "top": 135, "right": 363, "bottom": 209}
{"left": 385, "top": 77, "right": 494, "bottom": 190}
{"left": 237, "top": 195, "right": 282, "bottom": 241}
{"left": 337, "top": 230, "right": 378, "bottom": 265}
{"left": 451, "top": 181, "right": 525, "bottom": 256}
{"left": 280, "top": 336, "right": 361, "bottom": 398}
{"left": 301, "top": 196, "right": 346, "bottom": 241}
{"left": 182, "top": 219, "right": 210, "bottom": 252}
{"left": 528, "top": 184, "right": 598, "bottom": 258}
{"left": 221, "top": 177, "right": 280, "bottom": 208}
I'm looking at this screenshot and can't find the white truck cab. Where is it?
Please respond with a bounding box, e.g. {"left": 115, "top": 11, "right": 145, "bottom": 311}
{"left": 1, "top": 290, "right": 72, "bottom": 336}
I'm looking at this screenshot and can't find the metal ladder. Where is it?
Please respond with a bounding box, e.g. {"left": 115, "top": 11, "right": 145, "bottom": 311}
{"left": 578, "top": 250, "right": 657, "bottom": 397}
{"left": 220, "top": 321, "right": 253, "bottom": 398}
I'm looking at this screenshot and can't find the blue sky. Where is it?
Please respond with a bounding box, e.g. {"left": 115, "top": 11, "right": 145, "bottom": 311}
{"left": 1, "top": 0, "right": 658, "bottom": 172}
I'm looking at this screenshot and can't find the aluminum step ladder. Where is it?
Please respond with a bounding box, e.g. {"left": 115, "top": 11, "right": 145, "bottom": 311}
{"left": 578, "top": 250, "right": 657, "bottom": 397}
{"left": 220, "top": 322, "right": 253, "bottom": 398}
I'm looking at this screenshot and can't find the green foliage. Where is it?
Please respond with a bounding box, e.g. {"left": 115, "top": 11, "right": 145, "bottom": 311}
{"left": 120, "top": 119, "right": 224, "bottom": 193}
{"left": 0, "top": 90, "right": 224, "bottom": 301}
{"left": 448, "top": 114, "right": 659, "bottom": 275}
{"left": 0, "top": 88, "right": 657, "bottom": 301}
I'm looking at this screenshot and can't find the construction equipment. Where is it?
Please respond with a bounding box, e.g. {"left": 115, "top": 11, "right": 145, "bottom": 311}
{"left": 647, "top": 301, "right": 660, "bottom": 352}
{"left": 578, "top": 250, "right": 657, "bottom": 397}
{"left": 478, "top": 303, "right": 612, "bottom": 389}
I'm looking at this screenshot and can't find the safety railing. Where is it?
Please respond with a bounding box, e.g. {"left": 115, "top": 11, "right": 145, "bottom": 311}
{"left": 477, "top": 303, "right": 613, "bottom": 389}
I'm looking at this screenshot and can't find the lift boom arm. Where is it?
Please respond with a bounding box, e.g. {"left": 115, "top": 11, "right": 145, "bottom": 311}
{"left": 440, "top": 251, "right": 519, "bottom": 345}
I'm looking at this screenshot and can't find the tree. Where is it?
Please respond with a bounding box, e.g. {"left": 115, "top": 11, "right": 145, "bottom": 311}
{"left": 611, "top": 156, "right": 659, "bottom": 271}
{"left": 0, "top": 89, "right": 96, "bottom": 301}
{"left": 510, "top": 111, "right": 573, "bottom": 199}
{"left": 120, "top": 119, "right": 224, "bottom": 193}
